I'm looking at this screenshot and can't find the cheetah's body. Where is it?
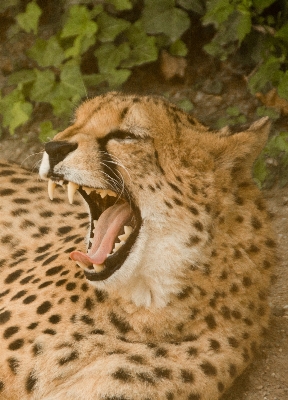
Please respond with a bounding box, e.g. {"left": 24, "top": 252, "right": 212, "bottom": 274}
{"left": 0, "top": 93, "right": 275, "bottom": 399}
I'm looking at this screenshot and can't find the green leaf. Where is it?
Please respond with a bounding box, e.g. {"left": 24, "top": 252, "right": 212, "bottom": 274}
{"left": 102, "top": 69, "right": 131, "bottom": 88}
{"left": 16, "top": 1, "right": 42, "bottom": 34}
{"left": 60, "top": 63, "right": 86, "bottom": 98}
{"left": 226, "top": 106, "right": 240, "bottom": 116}
{"left": 169, "top": 39, "right": 188, "bottom": 56}
{"left": 95, "top": 43, "right": 130, "bottom": 73}
{"left": 253, "top": 155, "right": 268, "bottom": 187}
{"left": 176, "top": 99, "right": 194, "bottom": 112}
{"left": 256, "top": 106, "right": 280, "bottom": 120}
{"left": 107, "top": 0, "right": 132, "bottom": 10}
{"left": 248, "top": 56, "right": 283, "bottom": 94}
{"left": 30, "top": 69, "right": 55, "bottom": 102}
{"left": 82, "top": 74, "right": 105, "bottom": 87}
{"left": 121, "top": 21, "right": 158, "bottom": 67}
{"left": 28, "top": 37, "right": 65, "bottom": 67}
{"left": 177, "top": 0, "right": 205, "bottom": 14}
{"left": 252, "top": 0, "right": 276, "bottom": 13}
{"left": 0, "top": 0, "right": 18, "bottom": 12}
{"left": 39, "top": 121, "right": 57, "bottom": 142}
{"left": 142, "top": 1, "right": 190, "bottom": 41}
{"left": 203, "top": 0, "right": 234, "bottom": 27}
{"left": 8, "top": 69, "right": 36, "bottom": 86}
{"left": 61, "top": 5, "right": 97, "bottom": 39}
{"left": 97, "top": 12, "right": 130, "bottom": 42}
{"left": 275, "top": 22, "right": 288, "bottom": 42}
{"left": 65, "top": 34, "right": 96, "bottom": 58}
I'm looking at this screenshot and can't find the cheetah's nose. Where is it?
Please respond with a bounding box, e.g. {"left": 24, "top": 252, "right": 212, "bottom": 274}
{"left": 45, "top": 141, "right": 78, "bottom": 167}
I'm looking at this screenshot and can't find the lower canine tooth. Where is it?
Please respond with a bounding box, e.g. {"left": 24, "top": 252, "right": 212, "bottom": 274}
{"left": 68, "top": 181, "right": 79, "bottom": 204}
{"left": 48, "top": 179, "right": 56, "bottom": 200}
{"left": 93, "top": 264, "right": 104, "bottom": 272}
{"left": 76, "top": 261, "right": 87, "bottom": 270}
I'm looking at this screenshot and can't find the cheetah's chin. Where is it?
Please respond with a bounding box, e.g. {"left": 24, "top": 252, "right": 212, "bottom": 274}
{"left": 47, "top": 179, "right": 141, "bottom": 281}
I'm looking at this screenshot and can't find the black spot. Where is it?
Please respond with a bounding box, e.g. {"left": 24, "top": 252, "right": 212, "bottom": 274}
{"left": 200, "top": 361, "right": 217, "bottom": 376}
{"left": 36, "top": 243, "right": 53, "bottom": 253}
{"left": 0, "top": 289, "right": 10, "bottom": 298}
{"left": 11, "top": 208, "right": 29, "bottom": 216}
{"left": 173, "top": 197, "right": 183, "bottom": 206}
{"left": 0, "top": 310, "right": 11, "bottom": 325}
{"left": 263, "top": 260, "right": 272, "bottom": 269}
{"left": 39, "top": 211, "right": 54, "bottom": 218}
{"left": 243, "top": 276, "right": 252, "bottom": 287}
{"left": 247, "top": 244, "right": 260, "bottom": 253}
{"left": 136, "top": 372, "right": 155, "bottom": 384}
{"left": 235, "top": 196, "right": 244, "bottom": 205}
{"left": 228, "top": 337, "right": 239, "bottom": 348}
{"left": 70, "top": 295, "right": 79, "bottom": 303}
{"left": 43, "top": 329, "right": 56, "bottom": 335}
{"left": 7, "top": 357, "right": 19, "bottom": 374}
{"left": 187, "top": 394, "right": 201, "bottom": 400}
{"left": 84, "top": 297, "right": 94, "bottom": 311}
{"left": 155, "top": 347, "right": 168, "bottom": 357}
{"left": 235, "top": 215, "right": 244, "bottom": 223}
{"left": 38, "top": 281, "right": 53, "bottom": 289}
{"left": 23, "top": 295, "right": 37, "bottom": 304}
{"left": 0, "top": 188, "right": 15, "bottom": 196}
{"left": 58, "top": 351, "right": 79, "bottom": 365}
{"left": 231, "top": 310, "right": 242, "bottom": 319}
{"left": 12, "top": 249, "right": 27, "bottom": 258}
{"left": 112, "top": 368, "right": 133, "bottom": 382}
{"left": 205, "top": 314, "right": 217, "bottom": 330}
{"left": 180, "top": 369, "right": 194, "bottom": 383}
{"left": 46, "top": 265, "right": 64, "bottom": 276}
{"left": 194, "top": 221, "right": 203, "bottom": 231}
{"left": 4, "top": 326, "right": 19, "bottom": 339}
{"left": 210, "top": 339, "right": 220, "bottom": 351}
{"left": 42, "top": 254, "right": 59, "bottom": 266}
{"left": 58, "top": 226, "right": 73, "bottom": 235}
{"left": 187, "top": 236, "right": 201, "bottom": 246}
{"left": 37, "top": 301, "right": 52, "bottom": 315}
{"left": 81, "top": 283, "right": 89, "bottom": 292}
{"left": 1, "top": 234, "right": 13, "bottom": 244}
{"left": 154, "top": 367, "right": 172, "bottom": 379}
{"left": 26, "top": 370, "right": 37, "bottom": 392}
{"left": 5, "top": 269, "right": 24, "bottom": 284}
{"left": 148, "top": 184, "right": 155, "bottom": 192}
{"left": 72, "top": 332, "right": 84, "bottom": 341}
{"left": 80, "top": 315, "right": 94, "bottom": 326}
{"left": 9, "top": 338, "right": 24, "bottom": 350}
{"left": 20, "top": 275, "right": 35, "bottom": 285}
{"left": 90, "top": 329, "right": 105, "bottom": 335}
{"left": 27, "top": 322, "right": 39, "bottom": 330}
{"left": 265, "top": 238, "right": 276, "bottom": 248}
{"left": 243, "top": 318, "right": 253, "bottom": 326}
{"left": 230, "top": 283, "right": 239, "bottom": 293}
{"left": 177, "top": 286, "right": 192, "bottom": 300}
{"left": 66, "top": 282, "right": 76, "bottom": 291}
{"left": 229, "top": 364, "right": 237, "bottom": 377}
{"left": 27, "top": 186, "right": 43, "bottom": 193}
{"left": 164, "top": 200, "right": 173, "bottom": 209}
{"left": 39, "top": 226, "right": 50, "bottom": 235}
{"left": 0, "top": 169, "right": 15, "bottom": 176}
{"left": 32, "top": 343, "right": 43, "bottom": 356}
{"left": 128, "top": 355, "right": 145, "bottom": 364}
{"left": 55, "top": 279, "right": 67, "bottom": 286}
{"left": 168, "top": 182, "right": 183, "bottom": 195}
{"left": 49, "top": 314, "right": 61, "bottom": 324}
{"left": 109, "top": 312, "right": 132, "bottom": 334}
{"left": 218, "top": 382, "right": 225, "bottom": 392}
{"left": 166, "top": 392, "right": 174, "bottom": 400}
{"left": 251, "top": 216, "right": 262, "bottom": 229}
{"left": 94, "top": 289, "right": 108, "bottom": 303}
{"left": 233, "top": 249, "right": 242, "bottom": 259}
{"left": 187, "top": 347, "right": 198, "bottom": 356}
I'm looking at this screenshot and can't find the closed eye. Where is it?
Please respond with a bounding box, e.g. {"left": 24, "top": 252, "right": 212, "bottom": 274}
{"left": 106, "top": 129, "right": 138, "bottom": 142}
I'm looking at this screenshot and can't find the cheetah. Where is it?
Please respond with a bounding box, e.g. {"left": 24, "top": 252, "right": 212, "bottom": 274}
{"left": 0, "top": 92, "right": 275, "bottom": 399}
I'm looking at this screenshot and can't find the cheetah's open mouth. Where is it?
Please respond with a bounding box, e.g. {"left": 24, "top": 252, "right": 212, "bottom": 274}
{"left": 47, "top": 179, "right": 141, "bottom": 281}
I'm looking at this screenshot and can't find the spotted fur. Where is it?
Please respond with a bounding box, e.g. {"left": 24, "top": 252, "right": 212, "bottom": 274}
{"left": 0, "top": 93, "right": 275, "bottom": 399}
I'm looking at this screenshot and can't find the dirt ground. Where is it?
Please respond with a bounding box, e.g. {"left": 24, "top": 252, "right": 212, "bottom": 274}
{"left": 0, "top": 20, "right": 287, "bottom": 399}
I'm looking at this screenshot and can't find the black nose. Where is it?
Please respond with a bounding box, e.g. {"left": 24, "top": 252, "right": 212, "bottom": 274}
{"left": 45, "top": 141, "right": 78, "bottom": 167}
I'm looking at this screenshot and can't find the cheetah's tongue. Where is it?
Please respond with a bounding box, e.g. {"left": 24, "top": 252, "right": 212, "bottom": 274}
{"left": 70, "top": 203, "right": 133, "bottom": 266}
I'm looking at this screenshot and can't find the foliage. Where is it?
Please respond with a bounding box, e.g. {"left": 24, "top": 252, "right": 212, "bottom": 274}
{"left": 254, "top": 131, "right": 288, "bottom": 188}
{"left": 0, "top": 0, "right": 288, "bottom": 186}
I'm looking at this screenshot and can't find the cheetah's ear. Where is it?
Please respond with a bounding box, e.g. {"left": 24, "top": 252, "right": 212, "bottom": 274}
{"left": 216, "top": 117, "right": 271, "bottom": 170}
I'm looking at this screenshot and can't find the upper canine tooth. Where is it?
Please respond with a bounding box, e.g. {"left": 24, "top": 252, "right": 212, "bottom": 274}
{"left": 93, "top": 264, "right": 104, "bottom": 272}
{"left": 67, "top": 181, "right": 79, "bottom": 204}
{"left": 48, "top": 179, "right": 56, "bottom": 200}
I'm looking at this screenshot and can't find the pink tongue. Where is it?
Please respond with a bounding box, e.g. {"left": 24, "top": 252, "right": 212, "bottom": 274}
{"left": 70, "top": 203, "right": 133, "bottom": 266}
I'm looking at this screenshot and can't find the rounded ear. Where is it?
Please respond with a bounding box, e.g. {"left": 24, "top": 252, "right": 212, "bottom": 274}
{"left": 209, "top": 117, "right": 271, "bottom": 171}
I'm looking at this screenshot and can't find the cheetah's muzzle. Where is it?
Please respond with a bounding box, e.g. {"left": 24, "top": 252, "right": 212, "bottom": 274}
{"left": 47, "top": 179, "right": 141, "bottom": 281}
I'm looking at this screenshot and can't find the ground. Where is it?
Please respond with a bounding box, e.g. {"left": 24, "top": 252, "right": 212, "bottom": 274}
{"left": 0, "top": 22, "right": 287, "bottom": 399}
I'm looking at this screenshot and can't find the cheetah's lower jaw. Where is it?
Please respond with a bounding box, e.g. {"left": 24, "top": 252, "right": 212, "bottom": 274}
{"left": 70, "top": 202, "right": 133, "bottom": 268}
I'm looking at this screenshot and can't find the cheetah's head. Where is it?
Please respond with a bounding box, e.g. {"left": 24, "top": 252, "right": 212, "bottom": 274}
{"left": 39, "top": 92, "right": 270, "bottom": 307}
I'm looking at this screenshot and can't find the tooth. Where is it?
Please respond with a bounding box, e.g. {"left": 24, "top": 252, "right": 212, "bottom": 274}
{"left": 67, "top": 181, "right": 79, "bottom": 204}
{"left": 124, "top": 226, "right": 133, "bottom": 235}
{"left": 93, "top": 220, "right": 98, "bottom": 228}
{"left": 118, "top": 233, "right": 128, "bottom": 241}
{"left": 107, "top": 190, "right": 117, "bottom": 197}
{"left": 113, "top": 241, "right": 125, "bottom": 253}
{"left": 100, "top": 190, "right": 108, "bottom": 198}
{"left": 48, "top": 179, "right": 56, "bottom": 200}
{"left": 57, "top": 180, "right": 64, "bottom": 186}
{"left": 93, "top": 264, "right": 104, "bottom": 272}
{"left": 76, "top": 261, "right": 87, "bottom": 270}
{"left": 83, "top": 186, "right": 93, "bottom": 195}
